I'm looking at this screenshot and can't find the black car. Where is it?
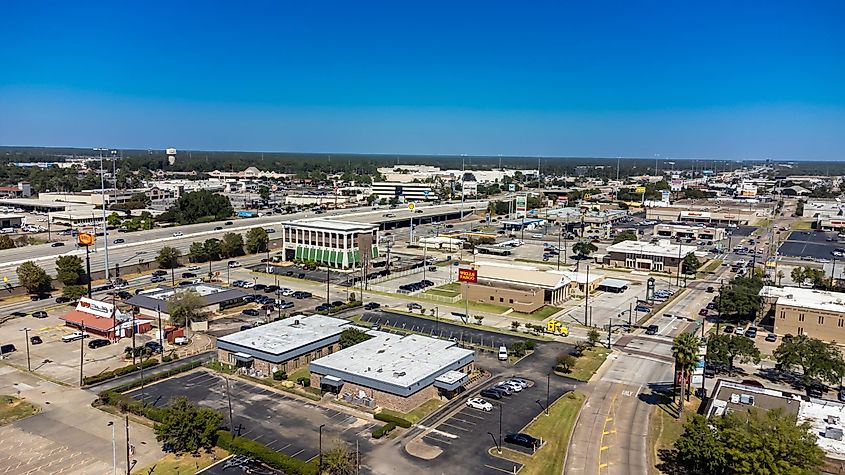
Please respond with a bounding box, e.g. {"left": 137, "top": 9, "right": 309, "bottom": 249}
{"left": 144, "top": 341, "right": 163, "bottom": 353}
{"left": 225, "top": 221, "right": 233, "bottom": 225}
{"left": 56, "top": 296, "right": 72, "bottom": 303}
{"left": 242, "top": 309, "right": 260, "bottom": 317}
{"left": 113, "top": 238, "right": 125, "bottom": 244}
{"left": 51, "top": 242, "right": 65, "bottom": 247}
{"left": 285, "top": 271, "right": 294, "bottom": 276}
{"left": 807, "top": 384, "right": 825, "bottom": 398}
{"left": 724, "top": 325, "right": 735, "bottom": 334}
{"left": 182, "top": 272, "right": 197, "bottom": 278}
{"left": 116, "top": 291, "right": 132, "bottom": 300}
{"left": 504, "top": 433, "right": 540, "bottom": 449}
{"left": 178, "top": 281, "right": 194, "bottom": 287}
{"left": 480, "top": 388, "right": 504, "bottom": 400}
{"left": 32, "top": 310, "right": 48, "bottom": 319}
{"left": 265, "top": 285, "right": 279, "bottom": 293}
{"left": 88, "top": 338, "right": 110, "bottom": 349}
{"left": 254, "top": 284, "right": 267, "bottom": 291}
{"left": 240, "top": 325, "right": 253, "bottom": 331}
{"left": 316, "top": 304, "right": 331, "bottom": 312}
{"left": 0, "top": 344, "right": 16, "bottom": 354}
{"left": 297, "top": 273, "right": 306, "bottom": 279}
{"left": 30, "top": 336, "right": 42, "bottom": 345}
{"left": 214, "top": 226, "right": 223, "bottom": 231}
{"left": 152, "top": 270, "right": 168, "bottom": 277}
{"left": 645, "top": 324, "right": 659, "bottom": 335}
{"left": 331, "top": 300, "right": 344, "bottom": 307}
{"left": 364, "top": 302, "right": 381, "bottom": 310}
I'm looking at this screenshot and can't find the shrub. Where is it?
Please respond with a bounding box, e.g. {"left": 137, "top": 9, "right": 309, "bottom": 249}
{"left": 273, "top": 370, "right": 287, "bottom": 381}
{"left": 215, "top": 431, "right": 316, "bottom": 474}
{"left": 296, "top": 377, "right": 311, "bottom": 387}
{"left": 556, "top": 354, "right": 576, "bottom": 373}
{"left": 572, "top": 341, "right": 588, "bottom": 357}
{"left": 83, "top": 359, "right": 160, "bottom": 386}
{"left": 510, "top": 341, "right": 527, "bottom": 358}
{"left": 371, "top": 422, "right": 396, "bottom": 439}
{"left": 525, "top": 340, "right": 536, "bottom": 351}
{"left": 374, "top": 412, "right": 412, "bottom": 428}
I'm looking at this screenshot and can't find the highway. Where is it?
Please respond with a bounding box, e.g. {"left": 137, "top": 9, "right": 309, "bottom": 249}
{"left": 0, "top": 200, "right": 487, "bottom": 287}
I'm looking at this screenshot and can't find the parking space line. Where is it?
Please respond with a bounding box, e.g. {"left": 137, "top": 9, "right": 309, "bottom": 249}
{"left": 449, "top": 416, "right": 477, "bottom": 425}
{"left": 458, "top": 411, "right": 486, "bottom": 420}
{"left": 290, "top": 448, "right": 306, "bottom": 458}
{"left": 423, "top": 435, "right": 453, "bottom": 445}
{"left": 485, "top": 464, "right": 519, "bottom": 474}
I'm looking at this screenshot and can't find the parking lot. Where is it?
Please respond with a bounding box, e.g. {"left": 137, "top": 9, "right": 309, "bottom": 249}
{"left": 778, "top": 230, "right": 842, "bottom": 260}
{"left": 127, "top": 370, "right": 376, "bottom": 463}
{"left": 361, "top": 311, "right": 534, "bottom": 348}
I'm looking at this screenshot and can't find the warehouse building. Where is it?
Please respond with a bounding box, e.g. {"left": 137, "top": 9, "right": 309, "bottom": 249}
{"left": 604, "top": 240, "right": 696, "bottom": 273}
{"left": 760, "top": 286, "right": 845, "bottom": 342}
{"left": 217, "top": 315, "right": 351, "bottom": 377}
{"left": 280, "top": 218, "right": 380, "bottom": 269}
{"left": 309, "top": 331, "right": 475, "bottom": 412}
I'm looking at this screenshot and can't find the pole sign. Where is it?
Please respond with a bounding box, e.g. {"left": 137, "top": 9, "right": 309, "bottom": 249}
{"left": 78, "top": 232, "right": 95, "bottom": 246}
{"left": 77, "top": 297, "right": 114, "bottom": 318}
{"left": 508, "top": 183, "right": 516, "bottom": 192}
{"left": 457, "top": 268, "right": 478, "bottom": 283}
{"left": 515, "top": 194, "right": 528, "bottom": 217}
{"left": 408, "top": 202, "right": 415, "bottom": 210}
{"left": 635, "top": 186, "right": 646, "bottom": 194}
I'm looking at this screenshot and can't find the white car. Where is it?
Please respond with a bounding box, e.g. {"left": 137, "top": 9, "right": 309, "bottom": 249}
{"left": 188, "top": 266, "right": 201, "bottom": 271}
{"left": 735, "top": 327, "right": 746, "bottom": 335}
{"left": 507, "top": 378, "right": 530, "bottom": 389}
{"left": 62, "top": 331, "right": 89, "bottom": 342}
{"left": 173, "top": 336, "right": 188, "bottom": 345}
{"left": 172, "top": 231, "right": 183, "bottom": 237}
{"left": 532, "top": 233, "right": 544, "bottom": 238}
{"left": 243, "top": 282, "right": 255, "bottom": 289}
{"left": 499, "top": 381, "right": 523, "bottom": 392}
{"left": 281, "top": 288, "right": 294, "bottom": 296}
{"left": 466, "top": 397, "right": 493, "bottom": 412}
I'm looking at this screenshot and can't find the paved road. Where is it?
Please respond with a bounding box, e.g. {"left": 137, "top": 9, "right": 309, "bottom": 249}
{"left": 86, "top": 350, "right": 215, "bottom": 392}
{"left": 0, "top": 201, "right": 487, "bottom": 287}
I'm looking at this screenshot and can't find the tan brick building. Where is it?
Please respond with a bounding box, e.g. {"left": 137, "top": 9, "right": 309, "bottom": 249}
{"left": 461, "top": 261, "right": 574, "bottom": 313}
{"left": 309, "top": 331, "right": 475, "bottom": 413}
{"left": 216, "top": 315, "right": 351, "bottom": 378}
{"left": 760, "top": 286, "right": 845, "bottom": 341}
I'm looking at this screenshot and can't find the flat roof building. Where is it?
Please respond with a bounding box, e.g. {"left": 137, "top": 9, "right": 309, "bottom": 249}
{"left": 760, "top": 285, "right": 845, "bottom": 341}
{"left": 309, "top": 331, "right": 475, "bottom": 412}
{"left": 371, "top": 182, "right": 434, "bottom": 202}
{"left": 217, "top": 315, "right": 351, "bottom": 377}
{"left": 281, "top": 218, "right": 380, "bottom": 269}
{"left": 653, "top": 223, "right": 726, "bottom": 243}
{"left": 461, "top": 261, "right": 573, "bottom": 313}
{"left": 604, "top": 240, "right": 696, "bottom": 274}
{"left": 126, "top": 284, "right": 246, "bottom": 320}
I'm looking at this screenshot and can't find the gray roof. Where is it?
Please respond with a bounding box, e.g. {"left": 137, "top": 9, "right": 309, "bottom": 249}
{"left": 309, "top": 331, "right": 475, "bottom": 397}
{"left": 126, "top": 285, "right": 246, "bottom": 310}
{"left": 217, "top": 315, "right": 350, "bottom": 363}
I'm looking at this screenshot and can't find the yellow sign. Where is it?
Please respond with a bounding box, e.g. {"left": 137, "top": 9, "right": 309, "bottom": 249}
{"left": 408, "top": 203, "right": 415, "bottom": 210}
{"left": 77, "top": 232, "right": 95, "bottom": 246}
{"left": 635, "top": 186, "right": 646, "bottom": 193}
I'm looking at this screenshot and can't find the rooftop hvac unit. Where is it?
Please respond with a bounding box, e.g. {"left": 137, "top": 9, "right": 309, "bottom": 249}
{"left": 825, "top": 427, "right": 843, "bottom": 441}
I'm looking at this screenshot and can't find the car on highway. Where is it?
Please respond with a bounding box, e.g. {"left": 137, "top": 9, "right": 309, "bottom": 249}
{"left": 466, "top": 397, "right": 493, "bottom": 412}
{"left": 29, "top": 336, "right": 42, "bottom": 345}
{"left": 113, "top": 238, "right": 125, "bottom": 244}
{"left": 50, "top": 242, "right": 65, "bottom": 247}
{"left": 151, "top": 276, "right": 166, "bottom": 283}
{"left": 172, "top": 231, "right": 183, "bottom": 237}
{"left": 152, "top": 270, "right": 168, "bottom": 277}
{"left": 55, "top": 296, "right": 73, "bottom": 303}
{"left": 504, "top": 433, "right": 540, "bottom": 449}
{"left": 182, "top": 272, "right": 197, "bottom": 278}
{"left": 480, "top": 388, "right": 505, "bottom": 400}
{"left": 188, "top": 266, "right": 202, "bottom": 271}
{"left": 645, "top": 324, "right": 659, "bottom": 335}
{"left": 532, "top": 233, "right": 543, "bottom": 238}
{"left": 62, "top": 331, "right": 89, "bottom": 343}
{"left": 228, "top": 261, "right": 241, "bottom": 268}
{"left": 87, "top": 338, "right": 110, "bottom": 349}
{"left": 635, "top": 305, "right": 651, "bottom": 313}
{"left": 214, "top": 226, "right": 223, "bottom": 231}
{"left": 225, "top": 221, "right": 233, "bottom": 226}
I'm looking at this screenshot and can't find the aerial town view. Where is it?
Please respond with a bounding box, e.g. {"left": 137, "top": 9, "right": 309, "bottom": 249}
{"left": 0, "top": 2, "right": 843, "bottom": 475}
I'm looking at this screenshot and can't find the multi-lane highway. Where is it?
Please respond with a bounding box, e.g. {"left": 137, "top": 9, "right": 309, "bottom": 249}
{"left": 0, "top": 200, "right": 487, "bottom": 286}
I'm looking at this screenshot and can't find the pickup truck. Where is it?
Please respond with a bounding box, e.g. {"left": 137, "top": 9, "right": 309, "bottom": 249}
{"left": 62, "top": 331, "right": 90, "bottom": 343}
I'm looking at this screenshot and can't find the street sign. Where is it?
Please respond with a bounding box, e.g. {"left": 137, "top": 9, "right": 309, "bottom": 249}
{"left": 508, "top": 184, "right": 516, "bottom": 192}
{"left": 458, "top": 268, "right": 478, "bottom": 283}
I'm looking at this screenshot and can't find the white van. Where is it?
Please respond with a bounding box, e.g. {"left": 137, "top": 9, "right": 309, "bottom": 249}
{"left": 498, "top": 346, "right": 508, "bottom": 361}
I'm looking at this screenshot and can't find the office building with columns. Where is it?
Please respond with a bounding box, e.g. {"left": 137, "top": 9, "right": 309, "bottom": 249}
{"left": 280, "top": 218, "right": 380, "bottom": 269}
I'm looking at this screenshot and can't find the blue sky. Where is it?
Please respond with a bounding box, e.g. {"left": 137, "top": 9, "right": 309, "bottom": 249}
{"left": 1, "top": 1, "right": 843, "bottom": 159}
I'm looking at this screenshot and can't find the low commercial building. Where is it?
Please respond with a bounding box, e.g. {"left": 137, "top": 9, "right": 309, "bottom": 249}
{"left": 604, "top": 240, "right": 696, "bottom": 273}
{"left": 281, "top": 218, "right": 380, "bottom": 269}
{"left": 371, "top": 182, "right": 434, "bottom": 202}
{"left": 126, "top": 284, "right": 246, "bottom": 320}
{"left": 309, "top": 331, "right": 475, "bottom": 412}
{"left": 653, "top": 223, "right": 726, "bottom": 243}
{"left": 217, "top": 315, "right": 351, "bottom": 377}
{"left": 284, "top": 194, "right": 355, "bottom": 207}
{"left": 60, "top": 297, "right": 152, "bottom": 339}
{"left": 645, "top": 203, "right": 762, "bottom": 225}
{"left": 0, "top": 182, "right": 32, "bottom": 198}
{"left": 461, "top": 261, "right": 572, "bottom": 313}
{"left": 0, "top": 214, "right": 24, "bottom": 228}
{"left": 760, "top": 286, "right": 845, "bottom": 341}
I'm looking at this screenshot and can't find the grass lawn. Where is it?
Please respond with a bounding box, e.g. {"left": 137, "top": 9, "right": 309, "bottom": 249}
{"left": 510, "top": 306, "right": 562, "bottom": 321}
{"left": 558, "top": 347, "right": 611, "bottom": 382}
{"left": 491, "top": 391, "right": 586, "bottom": 475}
{"left": 648, "top": 391, "right": 701, "bottom": 474}
{"left": 287, "top": 367, "right": 310, "bottom": 382}
{"left": 423, "top": 288, "right": 460, "bottom": 298}
{"left": 754, "top": 218, "right": 772, "bottom": 228}
{"left": 133, "top": 447, "right": 228, "bottom": 474}
{"left": 380, "top": 398, "right": 444, "bottom": 424}
{"left": 791, "top": 220, "right": 813, "bottom": 230}
{"left": 0, "top": 395, "right": 38, "bottom": 425}
{"left": 699, "top": 259, "right": 722, "bottom": 274}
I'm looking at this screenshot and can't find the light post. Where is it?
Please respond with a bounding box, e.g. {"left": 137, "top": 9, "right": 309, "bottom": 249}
{"left": 21, "top": 327, "right": 31, "bottom": 371}
{"left": 546, "top": 372, "right": 550, "bottom": 416}
{"left": 319, "top": 424, "right": 326, "bottom": 471}
{"left": 488, "top": 431, "right": 501, "bottom": 454}
{"left": 108, "top": 421, "right": 116, "bottom": 475}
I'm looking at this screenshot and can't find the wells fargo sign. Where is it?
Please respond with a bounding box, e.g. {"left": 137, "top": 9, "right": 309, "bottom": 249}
{"left": 458, "top": 268, "right": 478, "bottom": 283}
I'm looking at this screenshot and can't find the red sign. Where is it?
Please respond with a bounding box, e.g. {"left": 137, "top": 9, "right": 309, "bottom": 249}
{"left": 458, "top": 268, "right": 478, "bottom": 283}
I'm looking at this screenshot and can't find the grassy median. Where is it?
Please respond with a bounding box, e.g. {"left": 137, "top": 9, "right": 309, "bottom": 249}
{"left": 0, "top": 395, "right": 38, "bottom": 426}
{"left": 133, "top": 447, "right": 229, "bottom": 474}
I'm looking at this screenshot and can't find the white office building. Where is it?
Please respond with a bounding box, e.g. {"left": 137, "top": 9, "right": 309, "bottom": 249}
{"left": 371, "top": 182, "right": 434, "bottom": 202}
{"left": 281, "top": 218, "right": 380, "bottom": 268}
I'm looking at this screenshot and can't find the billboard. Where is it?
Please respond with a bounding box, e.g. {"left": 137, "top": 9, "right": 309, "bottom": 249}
{"left": 661, "top": 190, "right": 671, "bottom": 202}
{"left": 515, "top": 194, "right": 528, "bottom": 217}
{"left": 458, "top": 268, "right": 478, "bottom": 283}
{"left": 78, "top": 232, "right": 95, "bottom": 246}
{"left": 77, "top": 297, "right": 114, "bottom": 318}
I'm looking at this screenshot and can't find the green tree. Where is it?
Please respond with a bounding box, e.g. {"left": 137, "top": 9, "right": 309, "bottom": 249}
{"left": 258, "top": 185, "right": 271, "bottom": 202}
{"left": 718, "top": 275, "right": 764, "bottom": 322}
{"left": 672, "top": 409, "right": 824, "bottom": 475}
{"left": 706, "top": 334, "right": 761, "bottom": 372}
{"left": 572, "top": 241, "right": 598, "bottom": 258}
{"left": 0, "top": 235, "right": 15, "bottom": 250}
{"left": 188, "top": 242, "right": 208, "bottom": 263}
{"left": 672, "top": 332, "right": 700, "bottom": 416}
{"left": 791, "top": 267, "right": 806, "bottom": 287}
{"left": 612, "top": 230, "right": 638, "bottom": 244}
{"left": 159, "top": 190, "right": 233, "bottom": 224}
{"left": 245, "top": 227, "right": 269, "bottom": 254}
{"left": 16, "top": 261, "right": 51, "bottom": 293}
{"left": 156, "top": 246, "right": 182, "bottom": 270}
{"left": 774, "top": 334, "right": 845, "bottom": 386}
{"left": 106, "top": 212, "right": 122, "bottom": 227}
{"left": 338, "top": 328, "right": 372, "bottom": 349}
{"left": 203, "top": 239, "right": 223, "bottom": 261}
{"left": 682, "top": 253, "right": 700, "bottom": 274}
{"left": 55, "top": 255, "right": 85, "bottom": 285}
{"left": 586, "top": 328, "right": 600, "bottom": 346}
{"left": 221, "top": 232, "right": 244, "bottom": 258}
{"left": 62, "top": 284, "right": 87, "bottom": 301}
{"left": 167, "top": 289, "right": 205, "bottom": 327}
{"left": 556, "top": 353, "right": 576, "bottom": 373}
{"left": 153, "top": 396, "right": 222, "bottom": 454}
{"left": 511, "top": 321, "right": 520, "bottom": 331}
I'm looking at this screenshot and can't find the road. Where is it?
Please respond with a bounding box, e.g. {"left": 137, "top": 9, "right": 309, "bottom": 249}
{"left": 0, "top": 200, "right": 487, "bottom": 287}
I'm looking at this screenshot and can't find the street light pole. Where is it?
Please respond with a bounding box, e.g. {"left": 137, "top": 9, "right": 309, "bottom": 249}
{"left": 125, "top": 415, "right": 130, "bottom": 475}
{"left": 21, "top": 328, "right": 31, "bottom": 371}
{"left": 319, "top": 424, "right": 326, "bottom": 471}
{"left": 546, "top": 372, "right": 550, "bottom": 416}
{"left": 108, "top": 421, "right": 116, "bottom": 475}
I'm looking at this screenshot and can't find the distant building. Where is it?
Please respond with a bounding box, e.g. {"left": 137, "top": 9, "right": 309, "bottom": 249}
{"left": 207, "top": 167, "right": 289, "bottom": 180}
{"left": 60, "top": 297, "right": 152, "bottom": 339}
{"left": 604, "top": 240, "right": 696, "bottom": 273}
{"left": 653, "top": 223, "right": 726, "bottom": 243}
{"left": 461, "top": 261, "right": 574, "bottom": 313}
{"left": 461, "top": 173, "right": 478, "bottom": 197}
{"left": 371, "top": 182, "right": 434, "bottom": 202}
{"left": 281, "top": 218, "right": 380, "bottom": 269}
{"left": 0, "top": 182, "right": 31, "bottom": 198}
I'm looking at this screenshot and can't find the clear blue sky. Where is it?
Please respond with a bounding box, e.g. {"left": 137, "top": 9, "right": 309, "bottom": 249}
{"left": 1, "top": 1, "right": 843, "bottom": 159}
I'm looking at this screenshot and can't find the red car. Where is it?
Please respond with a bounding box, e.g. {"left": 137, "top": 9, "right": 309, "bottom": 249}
{"left": 698, "top": 309, "right": 709, "bottom": 316}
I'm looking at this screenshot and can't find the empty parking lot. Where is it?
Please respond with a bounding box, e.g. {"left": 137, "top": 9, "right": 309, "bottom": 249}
{"left": 127, "top": 370, "right": 376, "bottom": 463}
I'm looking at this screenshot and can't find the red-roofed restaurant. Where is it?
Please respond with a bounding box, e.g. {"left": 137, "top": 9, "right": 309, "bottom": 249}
{"left": 61, "top": 297, "right": 152, "bottom": 340}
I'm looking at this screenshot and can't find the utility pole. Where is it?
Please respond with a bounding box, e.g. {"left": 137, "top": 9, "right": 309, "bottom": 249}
{"left": 125, "top": 415, "right": 130, "bottom": 475}
{"left": 224, "top": 377, "right": 235, "bottom": 435}
{"left": 96, "top": 148, "right": 111, "bottom": 282}
{"left": 584, "top": 264, "right": 591, "bottom": 327}
{"left": 79, "top": 329, "right": 85, "bottom": 386}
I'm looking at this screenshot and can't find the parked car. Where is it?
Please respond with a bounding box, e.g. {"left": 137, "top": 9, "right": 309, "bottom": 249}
{"left": 765, "top": 333, "right": 777, "bottom": 342}
{"left": 144, "top": 341, "right": 163, "bottom": 353}
{"left": 0, "top": 344, "right": 16, "bottom": 354}
{"left": 504, "top": 433, "right": 540, "bottom": 449}
{"left": 645, "top": 324, "right": 659, "bottom": 335}
{"left": 32, "top": 311, "right": 48, "bottom": 319}
{"left": 706, "top": 286, "right": 715, "bottom": 293}
{"left": 480, "top": 388, "right": 504, "bottom": 400}
{"left": 498, "top": 381, "right": 523, "bottom": 392}
{"left": 466, "top": 397, "right": 493, "bottom": 412}
{"left": 278, "top": 301, "right": 294, "bottom": 309}
{"left": 363, "top": 302, "right": 381, "bottom": 310}
{"left": 407, "top": 303, "right": 423, "bottom": 310}
{"left": 724, "top": 325, "right": 735, "bottom": 334}
{"left": 498, "top": 346, "right": 508, "bottom": 360}
{"left": 62, "top": 332, "right": 89, "bottom": 343}
{"left": 807, "top": 385, "right": 825, "bottom": 398}
{"left": 492, "top": 384, "right": 513, "bottom": 395}
{"left": 29, "top": 336, "right": 42, "bottom": 345}
{"left": 173, "top": 336, "right": 188, "bottom": 345}
{"left": 745, "top": 327, "right": 758, "bottom": 338}
{"left": 88, "top": 338, "right": 110, "bottom": 349}
{"left": 242, "top": 309, "right": 260, "bottom": 317}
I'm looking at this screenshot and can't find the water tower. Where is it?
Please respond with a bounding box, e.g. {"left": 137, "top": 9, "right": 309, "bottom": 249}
{"left": 166, "top": 148, "right": 177, "bottom": 166}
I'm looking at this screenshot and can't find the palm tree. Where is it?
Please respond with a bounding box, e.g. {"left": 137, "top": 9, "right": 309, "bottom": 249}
{"left": 672, "top": 332, "right": 700, "bottom": 419}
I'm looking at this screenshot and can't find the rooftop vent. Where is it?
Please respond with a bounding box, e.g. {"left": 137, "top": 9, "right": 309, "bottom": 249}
{"left": 393, "top": 371, "right": 406, "bottom": 378}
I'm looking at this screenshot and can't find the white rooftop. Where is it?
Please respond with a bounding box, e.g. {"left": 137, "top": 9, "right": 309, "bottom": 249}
{"left": 760, "top": 285, "right": 845, "bottom": 314}
{"left": 218, "top": 315, "right": 350, "bottom": 356}
{"left": 310, "top": 331, "right": 474, "bottom": 389}
{"left": 282, "top": 218, "right": 378, "bottom": 232}
{"left": 607, "top": 239, "right": 697, "bottom": 258}
{"left": 473, "top": 261, "right": 572, "bottom": 289}
{"left": 798, "top": 397, "right": 845, "bottom": 459}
